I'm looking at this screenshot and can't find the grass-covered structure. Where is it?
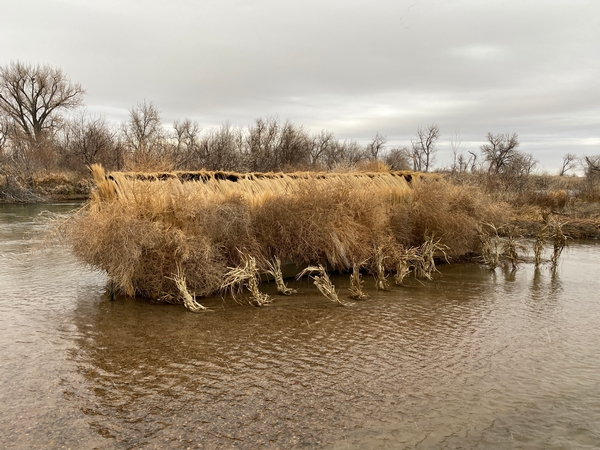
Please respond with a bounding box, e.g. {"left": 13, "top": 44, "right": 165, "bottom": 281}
{"left": 67, "top": 165, "right": 508, "bottom": 306}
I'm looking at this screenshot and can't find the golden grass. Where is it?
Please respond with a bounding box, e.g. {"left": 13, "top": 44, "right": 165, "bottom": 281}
{"left": 221, "top": 252, "right": 271, "bottom": 306}
{"left": 297, "top": 265, "right": 346, "bottom": 306}
{"left": 394, "top": 247, "right": 420, "bottom": 285}
{"left": 414, "top": 236, "right": 448, "bottom": 280}
{"left": 372, "top": 245, "right": 390, "bottom": 290}
{"left": 169, "top": 266, "right": 209, "bottom": 312}
{"left": 264, "top": 257, "right": 297, "bottom": 296}
{"left": 66, "top": 165, "right": 511, "bottom": 306}
{"left": 349, "top": 263, "right": 369, "bottom": 300}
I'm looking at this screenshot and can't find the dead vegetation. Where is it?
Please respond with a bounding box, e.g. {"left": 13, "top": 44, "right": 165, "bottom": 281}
{"left": 500, "top": 225, "right": 527, "bottom": 270}
{"left": 394, "top": 247, "right": 420, "bottom": 285}
{"left": 264, "top": 257, "right": 297, "bottom": 295}
{"left": 372, "top": 245, "right": 390, "bottom": 290}
{"left": 349, "top": 262, "right": 369, "bottom": 300}
{"left": 477, "top": 223, "right": 501, "bottom": 270}
{"left": 169, "top": 267, "right": 209, "bottom": 312}
{"left": 221, "top": 252, "right": 271, "bottom": 306}
{"left": 297, "top": 265, "right": 346, "bottom": 306}
{"left": 66, "top": 165, "right": 518, "bottom": 308}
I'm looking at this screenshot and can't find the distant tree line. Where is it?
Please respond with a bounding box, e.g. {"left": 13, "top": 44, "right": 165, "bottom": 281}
{"left": 1, "top": 61, "right": 598, "bottom": 190}
{"left": 0, "top": 63, "right": 413, "bottom": 181}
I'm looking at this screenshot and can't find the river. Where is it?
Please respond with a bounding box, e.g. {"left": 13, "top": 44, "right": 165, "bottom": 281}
{"left": 1, "top": 203, "right": 599, "bottom": 449}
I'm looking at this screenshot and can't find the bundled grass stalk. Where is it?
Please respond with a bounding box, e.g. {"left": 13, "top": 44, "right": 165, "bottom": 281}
{"left": 414, "top": 236, "right": 448, "bottom": 280}
{"left": 373, "top": 245, "right": 390, "bottom": 290}
{"left": 477, "top": 223, "right": 500, "bottom": 270}
{"left": 222, "top": 252, "right": 271, "bottom": 306}
{"left": 265, "top": 257, "right": 297, "bottom": 295}
{"left": 349, "top": 263, "right": 369, "bottom": 300}
{"left": 169, "top": 267, "right": 208, "bottom": 312}
{"left": 500, "top": 225, "right": 527, "bottom": 270}
{"left": 534, "top": 223, "right": 549, "bottom": 268}
{"left": 394, "top": 247, "right": 420, "bottom": 285}
{"left": 297, "top": 265, "right": 347, "bottom": 306}
{"left": 549, "top": 219, "right": 568, "bottom": 269}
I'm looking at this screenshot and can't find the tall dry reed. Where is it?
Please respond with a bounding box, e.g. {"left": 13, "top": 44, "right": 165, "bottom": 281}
{"left": 66, "top": 165, "right": 510, "bottom": 306}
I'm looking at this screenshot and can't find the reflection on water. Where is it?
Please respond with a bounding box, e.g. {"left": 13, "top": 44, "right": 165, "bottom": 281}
{"left": 1, "top": 204, "right": 600, "bottom": 449}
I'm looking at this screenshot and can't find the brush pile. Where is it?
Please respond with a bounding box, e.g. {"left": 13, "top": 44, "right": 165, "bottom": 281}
{"left": 67, "top": 165, "right": 508, "bottom": 304}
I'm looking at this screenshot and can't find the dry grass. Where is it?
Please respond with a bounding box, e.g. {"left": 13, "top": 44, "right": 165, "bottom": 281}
{"left": 221, "top": 252, "right": 271, "bottom": 306}
{"left": 296, "top": 265, "right": 346, "bottom": 306}
{"left": 500, "top": 225, "right": 527, "bottom": 270}
{"left": 391, "top": 177, "right": 508, "bottom": 257}
{"left": 371, "top": 245, "right": 390, "bottom": 290}
{"left": 349, "top": 262, "right": 369, "bottom": 300}
{"left": 394, "top": 247, "right": 420, "bottom": 285}
{"left": 66, "top": 165, "right": 511, "bottom": 305}
{"left": 169, "top": 267, "right": 209, "bottom": 312}
{"left": 32, "top": 171, "right": 73, "bottom": 186}
{"left": 534, "top": 222, "right": 547, "bottom": 268}
{"left": 533, "top": 214, "right": 566, "bottom": 268}
{"left": 264, "top": 257, "right": 297, "bottom": 295}
{"left": 477, "top": 223, "right": 501, "bottom": 270}
{"left": 413, "top": 236, "right": 448, "bottom": 280}
{"left": 549, "top": 219, "right": 568, "bottom": 269}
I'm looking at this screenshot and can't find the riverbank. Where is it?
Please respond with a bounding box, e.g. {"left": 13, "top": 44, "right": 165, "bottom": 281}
{"left": 4, "top": 168, "right": 598, "bottom": 239}
{"left": 0, "top": 171, "right": 92, "bottom": 203}
{"left": 509, "top": 201, "right": 600, "bottom": 240}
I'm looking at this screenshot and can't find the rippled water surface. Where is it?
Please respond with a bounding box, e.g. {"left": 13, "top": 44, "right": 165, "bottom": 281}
{"left": 1, "top": 203, "right": 600, "bottom": 449}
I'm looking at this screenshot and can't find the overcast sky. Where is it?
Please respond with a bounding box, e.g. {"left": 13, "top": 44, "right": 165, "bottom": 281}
{"left": 2, "top": 0, "right": 599, "bottom": 172}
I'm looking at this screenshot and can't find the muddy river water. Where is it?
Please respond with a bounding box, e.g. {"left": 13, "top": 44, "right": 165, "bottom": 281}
{"left": 1, "top": 203, "right": 600, "bottom": 449}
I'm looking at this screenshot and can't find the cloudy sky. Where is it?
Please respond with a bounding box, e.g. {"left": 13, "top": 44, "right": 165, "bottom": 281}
{"left": 2, "top": 0, "right": 599, "bottom": 172}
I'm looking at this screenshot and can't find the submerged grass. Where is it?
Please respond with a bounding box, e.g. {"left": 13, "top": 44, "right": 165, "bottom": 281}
{"left": 394, "top": 247, "right": 420, "bottom": 285}
{"left": 349, "top": 263, "right": 369, "bottom": 300}
{"left": 500, "top": 225, "right": 527, "bottom": 270}
{"left": 265, "top": 257, "right": 297, "bottom": 296}
{"left": 169, "top": 267, "right": 209, "bottom": 312}
{"left": 221, "top": 252, "right": 271, "bottom": 306}
{"left": 297, "top": 265, "right": 346, "bottom": 306}
{"left": 477, "top": 223, "right": 501, "bottom": 270}
{"left": 66, "top": 165, "right": 513, "bottom": 307}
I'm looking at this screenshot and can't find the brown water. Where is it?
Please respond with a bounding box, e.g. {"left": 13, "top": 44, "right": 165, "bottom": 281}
{"left": 1, "top": 204, "right": 600, "bottom": 449}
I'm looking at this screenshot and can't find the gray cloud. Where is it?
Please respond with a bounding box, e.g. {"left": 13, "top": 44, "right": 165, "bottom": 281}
{"left": 1, "top": 0, "right": 599, "bottom": 172}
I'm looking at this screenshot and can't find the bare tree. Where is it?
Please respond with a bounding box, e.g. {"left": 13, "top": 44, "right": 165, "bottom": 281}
{"left": 480, "top": 132, "right": 520, "bottom": 174}
{"left": 246, "top": 117, "right": 280, "bottom": 172}
{"left": 583, "top": 155, "right": 600, "bottom": 176}
{"left": 410, "top": 124, "right": 439, "bottom": 172}
{"left": 173, "top": 118, "right": 201, "bottom": 169}
{"left": 121, "top": 100, "right": 168, "bottom": 169}
{"left": 559, "top": 153, "right": 577, "bottom": 176}
{"left": 581, "top": 155, "right": 600, "bottom": 197}
{"left": 199, "top": 122, "right": 244, "bottom": 171}
{"left": 467, "top": 150, "right": 478, "bottom": 172}
{"left": 366, "top": 132, "right": 387, "bottom": 159}
{"left": 384, "top": 147, "right": 411, "bottom": 170}
{"left": 0, "top": 114, "right": 9, "bottom": 153}
{"left": 0, "top": 62, "right": 84, "bottom": 144}
{"left": 512, "top": 151, "right": 538, "bottom": 176}
{"left": 336, "top": 139, "right": 367, "bottom": 168}
{"left": 449, "top": 131, "right": 475, "bottom": 174}
{"left": 61, "top": 111, "right": 115, "bottom": 170}
{"left": 308, "top": 130, "right": 336, "bottom": 168}
{"left": 245, "top": 117, "right": 312, "bottom": 172}
{"left": 277, "top": 120, "right": 312, "bottom": 169}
